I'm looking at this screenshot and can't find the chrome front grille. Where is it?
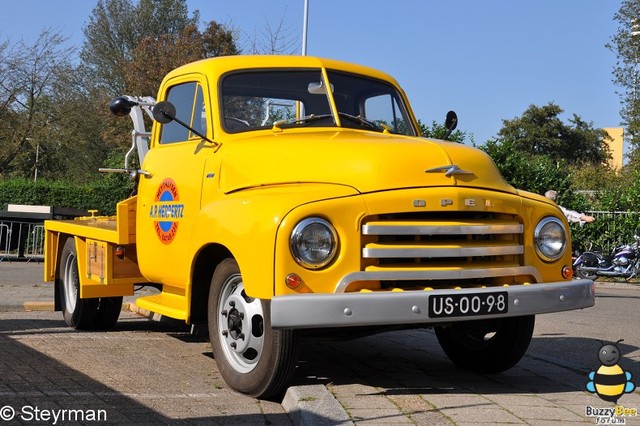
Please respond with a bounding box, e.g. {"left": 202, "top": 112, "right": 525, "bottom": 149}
{"left": 362, "top": 218, "right": 523, "bottom": 261}
{"left": 336, "top": 213, "right": 537, "bottom": 293}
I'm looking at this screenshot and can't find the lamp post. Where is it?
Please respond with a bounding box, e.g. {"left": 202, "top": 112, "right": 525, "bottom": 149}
{"left": 34, "top": 141, "right": 39, "bottom": 181}
{"left": 26, "top": 137, "right": 39, "bottom": 181}
{"left": 302, "top": 0, "right": 309, "bottom": 56}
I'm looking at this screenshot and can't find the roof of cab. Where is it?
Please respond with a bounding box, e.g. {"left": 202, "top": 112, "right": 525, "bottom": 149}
{"left": 163, "top": 55, "right": 401, "bottom": 86}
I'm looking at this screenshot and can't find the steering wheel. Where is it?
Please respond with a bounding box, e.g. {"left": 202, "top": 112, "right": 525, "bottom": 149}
{"left": 225, "top": 116, "right": 250, "bottom": 130}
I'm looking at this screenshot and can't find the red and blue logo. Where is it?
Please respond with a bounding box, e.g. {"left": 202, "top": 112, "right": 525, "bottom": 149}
{"left": 149, "top": 178, "right": 184, "bottom": 244}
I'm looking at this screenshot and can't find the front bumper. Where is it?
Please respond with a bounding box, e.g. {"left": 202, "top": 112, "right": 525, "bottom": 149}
{"left": 271, "top": 279, "right": 595, "bottom": 329}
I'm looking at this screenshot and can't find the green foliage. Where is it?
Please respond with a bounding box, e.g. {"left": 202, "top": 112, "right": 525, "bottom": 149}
{"left": 81, "top": 0, "right": 200, "bottom": 94}
{"left": 0, "top": 0, "right": 240, "bottom": 184}
{"left": 480, "top": 139, "right": 573, "bottom": 196}
{"left": 418, "top": 119, "right": 466, "bottom": 143}
{"left": 479, "top": 102, "right": 633, "bottom": 255}
{"left": 608, "top": 0, "right": 640, "bottom": 147}
{"left": 569, "top": 213, "right": 640, "bottom": 254}
{"left": 0, "top": 177, "right": 132, "bottom": 216}
{"left": 496, "top": 103, "right": 609, "bottom": 166}
{"left": 0, "top": 30, "right": 77, "bottom": 179}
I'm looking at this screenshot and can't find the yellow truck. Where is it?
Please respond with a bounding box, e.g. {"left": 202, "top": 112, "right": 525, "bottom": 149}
{"left": 44, "top": 55, "right": 595, "bottom": 399}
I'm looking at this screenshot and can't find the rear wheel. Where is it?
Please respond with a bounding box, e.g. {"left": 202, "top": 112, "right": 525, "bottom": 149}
{"left": 57, "top": 238, "right": 121, "bottom": 330}
{"left": 94, "top": 296, "right": 123, "bottom": 330}
{"left": 208, "top": 258, "right": 300, "bottom": 399}
{"left": 435, "top": 315, "right": 535, "bottom": 373}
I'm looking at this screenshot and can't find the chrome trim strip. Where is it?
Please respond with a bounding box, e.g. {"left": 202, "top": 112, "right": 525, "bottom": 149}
{"left": 271, "top": 279, "right": 595, "bottom": 329}
{"left": 334, "top": 266, "right": 542, "bottom": 293}
{"left": 425, "top": 164, "right": 474, "bottom": 177}
{"left": 362, "top": 245, "right": 523, "bottom": 258}
{"left": 362, "top": 223, "right": 523, "bottom": 235}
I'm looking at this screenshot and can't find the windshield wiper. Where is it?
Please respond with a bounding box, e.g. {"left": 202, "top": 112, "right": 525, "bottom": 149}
{"left": 272, "top": 114, "right": 333, "bottom": 130}
{"left": 337, "top": 113, "right": 387, "bottom": 132}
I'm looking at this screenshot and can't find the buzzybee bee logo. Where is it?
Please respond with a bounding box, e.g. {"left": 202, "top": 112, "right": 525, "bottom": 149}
{"left": 586, "top": 340, "right": 635, "bottom": 403}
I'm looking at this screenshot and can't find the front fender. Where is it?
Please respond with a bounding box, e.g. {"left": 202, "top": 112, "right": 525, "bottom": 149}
{"left": 190, "top": 183, "right": 358, "bottom": 299}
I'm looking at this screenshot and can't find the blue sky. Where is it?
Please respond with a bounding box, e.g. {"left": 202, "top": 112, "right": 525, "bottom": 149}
{"left": 0, "top": 1, "right": 623, "bottom": 144}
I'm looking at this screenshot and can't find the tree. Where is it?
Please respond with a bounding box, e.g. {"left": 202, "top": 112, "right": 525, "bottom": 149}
{"left": 0, "top": 30, "right": 77, "bottom": 178}
{"left": 81, "top": 0, "right": 199, "bottom": 95}
{"left": 419, "top": 119, "right": 467, "bottom": 143}
{"left": 77, "top": 0, "right": 240, "bottom": 182}
{"left": 608, "top": 0, "right": 640, "bottom": 156}
{"left": 123, "top": 22, "right": 239, "bottom": 96}
{"left": 495, "top": 103, "right": 610, "bottom": 167}
{"left": 203, "top": 21, "right": 240, "bottom": 58}
{"left": 244, "top": 11, "right": 299, "bottom": 55}
{"left": 480, "top": 138, "right": 573, "bottom": 197}
{"left": 123, "top": 24, "right": 205, "bottom": 95}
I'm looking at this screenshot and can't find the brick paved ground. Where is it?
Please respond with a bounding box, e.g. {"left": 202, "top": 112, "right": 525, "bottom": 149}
{"left": 292, "top": 327, "right": 628, "bottom": 425}
{"left": 2, "top": 262, "right": 639, "bottom": 425}
{"left": 0, "top": 311, "right": 292, "bottom": 425}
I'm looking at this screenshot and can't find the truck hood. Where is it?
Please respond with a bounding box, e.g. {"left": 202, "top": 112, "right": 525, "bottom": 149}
{"left": 219, "top": 130, "right": 516, "bottom": 195}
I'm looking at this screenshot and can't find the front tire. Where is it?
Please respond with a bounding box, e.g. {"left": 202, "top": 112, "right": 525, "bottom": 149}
{"left": 57, "top": 238, "right": 121, "bottom": 330}
{"left": 435, "top": 315, "right": 535, "bottom": 373}
{"left": 208, "top": 258, "right": 300, "bottom": 399}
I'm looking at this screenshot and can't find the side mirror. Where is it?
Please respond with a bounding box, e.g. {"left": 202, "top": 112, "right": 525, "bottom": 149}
{"left": 109, "top": 97, "right": 138, "bottom": 117}
{"left": 443, "top": 110, "right": 458, "bottom": 140}
{"left": 152, "top": 101, "right": 176, "bottom": 124}
{"left": 445, "top": 110, "right": 458, "bottom": 132}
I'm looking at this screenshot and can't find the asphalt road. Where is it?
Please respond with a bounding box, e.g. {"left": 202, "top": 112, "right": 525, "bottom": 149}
{"left": 1, "top": 262, "right": 639, "bottom": 425}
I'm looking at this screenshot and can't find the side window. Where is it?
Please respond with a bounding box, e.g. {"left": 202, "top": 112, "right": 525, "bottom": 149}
{"left": 160, "top": 82, "right": 207, "bottom": 144}
{"left": 364, "top": 94, "right": 410, "bottom": 135}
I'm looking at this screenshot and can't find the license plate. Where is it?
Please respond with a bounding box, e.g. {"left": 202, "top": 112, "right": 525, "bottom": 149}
{"left": 429, "top": 291, "right": 508, "bottom": 318}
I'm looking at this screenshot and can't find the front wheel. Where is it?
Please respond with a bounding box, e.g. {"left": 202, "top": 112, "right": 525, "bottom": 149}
{"left": 208, "top": 259, "right": 300, "bottom": 399}
{"left": 435, "top": 315, "right": 535, "bottom": 373}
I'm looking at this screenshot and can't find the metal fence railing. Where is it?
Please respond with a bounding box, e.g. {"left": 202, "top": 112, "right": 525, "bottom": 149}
{"left": 0, "top": 220, "right": 45, "bottom": 262}
{"left": 0, "top": 223, "right": 10, "bottom": 262}
{"left": 570, "top": 210, "right": 640, "bottom": 254}
{"left": 0, "top": 210, "right": 638, "bottom": 263}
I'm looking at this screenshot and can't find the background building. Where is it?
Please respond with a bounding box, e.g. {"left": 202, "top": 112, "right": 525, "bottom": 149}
{"left": 603, "top": 127, "right": 625, "bottom": 170}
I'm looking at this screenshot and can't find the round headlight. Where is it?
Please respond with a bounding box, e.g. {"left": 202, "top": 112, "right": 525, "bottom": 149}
{"left": 534, "top": 217, "right": 567, "bottom": 261}
{"left": 290, "top": 217, "right": 338, "bottom": 269}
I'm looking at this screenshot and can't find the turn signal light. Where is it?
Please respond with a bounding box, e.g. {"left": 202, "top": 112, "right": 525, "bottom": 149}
{"left": 561, "top": 265, "right": 573, "bottom": 279}
{"left": 285, "top": 273, "right": 302, "bottom": 289}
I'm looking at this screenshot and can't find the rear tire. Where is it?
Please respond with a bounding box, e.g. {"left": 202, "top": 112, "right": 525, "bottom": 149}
{"left": 94, "top": 296, "right": 123, "bottom": 330}
{"left": 435, "top": 315, "right": 535, "bottom": 373}
{"left": 208, "top": 258, "right": 300, "bottom": 399}
{"left": 57, "top": 238, "right": 121, "bottom": 330}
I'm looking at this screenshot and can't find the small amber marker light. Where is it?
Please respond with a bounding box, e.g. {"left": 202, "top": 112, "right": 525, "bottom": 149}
{"left": 285, "top": 273, "right": 302, "bottom": 289}
{"left": 562, "top": 265, "right": 573, "bottom": 279}
{"left": 115, "top": 246, "right": 125, "bottom": 259}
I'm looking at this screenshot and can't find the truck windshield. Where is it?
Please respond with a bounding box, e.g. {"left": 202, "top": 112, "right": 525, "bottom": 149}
{"left": 221, "top": 69, "right": 416, "bottom": 136}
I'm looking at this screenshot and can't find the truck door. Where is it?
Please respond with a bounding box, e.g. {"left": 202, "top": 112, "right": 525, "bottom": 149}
{"left": 136, "top": 76, "right": 215, "bottom": 286}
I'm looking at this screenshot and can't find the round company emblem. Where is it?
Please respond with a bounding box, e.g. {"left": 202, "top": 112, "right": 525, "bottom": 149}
{"left": 151, "top": 178, "right": 182, "bottom": 244}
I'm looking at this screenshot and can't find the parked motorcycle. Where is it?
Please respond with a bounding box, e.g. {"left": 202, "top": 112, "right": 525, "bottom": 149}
{"left": 573, "top": 235, "right": 640, "bottom": 281}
